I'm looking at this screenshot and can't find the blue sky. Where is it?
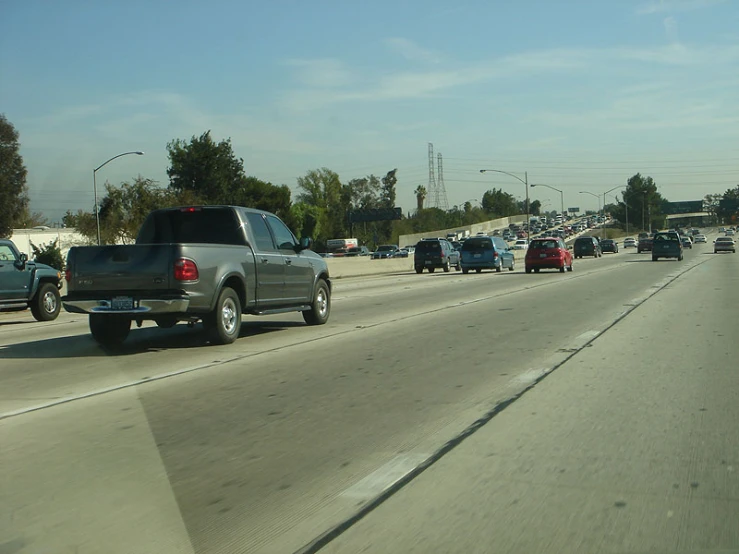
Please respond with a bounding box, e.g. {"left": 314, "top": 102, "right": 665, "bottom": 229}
{"left": 2, "top": 0, "right": 738, "bottom": 222}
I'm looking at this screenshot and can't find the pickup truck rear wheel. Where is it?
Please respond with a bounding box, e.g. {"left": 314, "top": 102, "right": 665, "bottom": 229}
{"left": 89, "top": 314, "right": 131, "bottom": 347}
{"left": 204, "top": 287, "right": 241, "bottom": 344}
{"left": 30, "top": 282, "right": 61, "bottom": 321}
{"left": 303, "top": 278, "right": 330, "bottom": 325}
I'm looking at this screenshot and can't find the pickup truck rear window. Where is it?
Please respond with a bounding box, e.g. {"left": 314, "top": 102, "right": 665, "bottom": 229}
{"left": 137, "top": 208, "right": 246, "bottom": 245}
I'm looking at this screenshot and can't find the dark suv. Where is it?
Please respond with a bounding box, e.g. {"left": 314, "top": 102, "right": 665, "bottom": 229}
{"left": 652, "top": 231, "right": 683, "bottom": 261}
{"left": 414, "top": 238, "right": 461, "bottom": 273}
{"left": 573, "top": 236, "right": 602, "bottom": 258}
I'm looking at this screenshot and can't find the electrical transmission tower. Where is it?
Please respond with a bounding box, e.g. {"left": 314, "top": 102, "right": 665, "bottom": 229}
{"left": 436, "top": 152, "right": 449, "bottom": 211}
{"left": 427, "top": 142, "right": 438, "bottom": 208}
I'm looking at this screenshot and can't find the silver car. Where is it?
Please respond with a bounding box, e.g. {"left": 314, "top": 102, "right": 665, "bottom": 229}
{"left": 714, "top": 237, "right": 736, "bottom": 253}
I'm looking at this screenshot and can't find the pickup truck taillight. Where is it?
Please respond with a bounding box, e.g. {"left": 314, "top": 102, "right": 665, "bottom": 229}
{"left": 174, "top": 258, "right": 199, "bottom": 281}
{"left": 65, "top": 269, "right": 71, "bottom": 282}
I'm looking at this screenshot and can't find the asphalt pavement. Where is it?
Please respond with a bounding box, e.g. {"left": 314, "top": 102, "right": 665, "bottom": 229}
{"left": 1, "top": 230, "right": 736, "bottom": 554}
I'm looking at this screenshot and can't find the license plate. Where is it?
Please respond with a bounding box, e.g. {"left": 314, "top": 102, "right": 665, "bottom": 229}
{"left": 663, "top": 245, "right": 670, "bottom": 249}
{"left": 111, "top": 296, "right": 134, "bottom": 310}
{"left": 540, "top": 253, "right": 547, "bottom": 258}
{"left": 474, "top": 253, "right": 481, "bottom": 258}
{"left": 425, "top": 260, "right": 433, "bottom": 265}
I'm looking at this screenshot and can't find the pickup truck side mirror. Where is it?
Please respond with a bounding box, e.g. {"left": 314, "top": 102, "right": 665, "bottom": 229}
{"left": 19, "top": 253, "right": 28, "bottom": 263}
{"left": 299, "top": 237, "right": 313, "bottom": 251}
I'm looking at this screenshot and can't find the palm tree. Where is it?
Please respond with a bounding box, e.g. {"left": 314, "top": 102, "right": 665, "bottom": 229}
{"left": 414, "top": 185, "right": 427, "bottom": 211}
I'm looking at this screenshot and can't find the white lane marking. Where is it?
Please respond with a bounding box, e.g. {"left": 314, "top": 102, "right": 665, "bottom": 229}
{"left": 341, "top": 454, "right": 428, "bottom": 500}
{"left": 510, "top": 368, "right": 547, "bottom": 386}
{"left": 576, "top": 330, "right": 600, "bottom": 341}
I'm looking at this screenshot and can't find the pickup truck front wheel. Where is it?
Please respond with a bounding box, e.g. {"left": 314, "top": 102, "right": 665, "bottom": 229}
{"left": 204, "top": 287, "right": 241, "bottom": 345}
{"left": 30, "top": 282, "right": 61, "bottom": 321}
{"left": 89, "top": 314, "right": 131, "bottom": 347}
{"left": 303, "top": 279, "right": 330, "bottom": 325}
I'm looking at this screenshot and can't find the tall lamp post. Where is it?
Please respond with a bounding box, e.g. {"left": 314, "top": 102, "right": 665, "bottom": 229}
{"left": 602, "top": 186, "right": 625, "bottom": 239}
{"left": 479, "top": 169, "right": 529, "bottom": 237}
{"left": 579, "top": 191, "right": 601, "bottom": 234}
{"left": 530, "top": 183, "right": 564, "bottom": 227}
{"left": 93, "top": 151, "right": 145, "bottom": 245}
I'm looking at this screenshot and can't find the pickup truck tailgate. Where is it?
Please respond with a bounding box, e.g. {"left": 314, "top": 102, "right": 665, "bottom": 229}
{"left": 67, "top": 245, "right": 175, "bottom": 293}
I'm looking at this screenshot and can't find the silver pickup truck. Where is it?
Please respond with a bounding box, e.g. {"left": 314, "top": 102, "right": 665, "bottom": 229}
{"left": 63, "top": 206, "right": 331, "bottom": 347}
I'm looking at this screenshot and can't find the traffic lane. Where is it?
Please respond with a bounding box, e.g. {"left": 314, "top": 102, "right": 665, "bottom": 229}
{"left": 0, "top": 250, "right": 637, "bottom": 416}
{"left": 321, "top": 234, "right": 739, "bottom": 554}
{"left": 0, "top": 248, "right": 714, "bottom": 553}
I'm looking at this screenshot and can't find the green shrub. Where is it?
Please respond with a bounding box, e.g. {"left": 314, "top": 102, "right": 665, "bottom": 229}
{"left": 30, "top": 238, "right": 64, "bottom": 271}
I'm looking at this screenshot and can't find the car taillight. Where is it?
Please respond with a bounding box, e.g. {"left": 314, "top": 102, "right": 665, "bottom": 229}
{"left": 493, "top": 251, "right": 498, "bottom": 258}
{"left": 65, "top": 269, "right": 71, "bottom": 282}
{"left": 174, "top": 258, "right": 198, "bottom": 281}
{"left": 440, "top": 251, "right": 445, "bottom": 257}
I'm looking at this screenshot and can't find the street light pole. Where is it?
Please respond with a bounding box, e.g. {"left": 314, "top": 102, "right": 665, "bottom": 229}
{"left": 479, "top": 169, "right": 529, "bottom": 238}
{"left": 93, "top": 151, "right": 145, "bottom": 245}
{"left": 602, "top": 186, "right": 625, "bottom": 239}
{"left": 530, "top": 183, "right": 564, "bottom": 228}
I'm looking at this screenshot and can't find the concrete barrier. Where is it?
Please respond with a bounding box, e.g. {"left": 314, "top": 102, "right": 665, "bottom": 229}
{"left": 326, "top": 257, "right": 415, "bottom": 279}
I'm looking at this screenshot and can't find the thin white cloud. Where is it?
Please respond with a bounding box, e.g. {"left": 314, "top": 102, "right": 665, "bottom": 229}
{"left": 636, "top": 0, "right": 725, "bottom": 14}
{"left": 663, "top": 16, "right": 679, "bottom": 43}
{"left": 384, "top": 38, "right": 442, "bottom": 64}
{"left": 283, "top": 58, "right": 355, "bottom": 88}
{"left": 279, "top": 41, "right": 739, "bottom": 111}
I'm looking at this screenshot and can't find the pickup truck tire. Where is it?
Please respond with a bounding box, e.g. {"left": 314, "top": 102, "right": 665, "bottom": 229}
{"left": 303, "top": 279, "right": 330, "bottom": 326}
{"left": 443, "top": 260, "right": 450, "bottom": 272}
{"left": 204, "top": 287, "right": 241, "bottom": 345}
{"left": 30, "top": 282, "right": 61, "bottom": 321}
{"left": 89, "top": 314, "right": 131, "bottom": 347}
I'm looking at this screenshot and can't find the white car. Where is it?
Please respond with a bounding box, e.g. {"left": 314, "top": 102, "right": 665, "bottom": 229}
{"left": 623, "top": 237, "right": 637, "bottom": 248}
{"left": 714, "top": 237, "right": 736, "bottom": 253}
{"left": 725, "top": 229, "right": 735, "bottom": 236}
{"left": 511, "top": 239, "right": 529, "bottom": 250}
{"left": 694, "top": 234, "right": 707, "bottom": 243}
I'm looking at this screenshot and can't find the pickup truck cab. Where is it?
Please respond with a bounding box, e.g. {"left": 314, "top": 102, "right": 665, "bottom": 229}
{"left": 0, "top": 239, "right": 62, "bottom": 321}
{"left": 63, "top": 206, "right": 331, "bottom": 347}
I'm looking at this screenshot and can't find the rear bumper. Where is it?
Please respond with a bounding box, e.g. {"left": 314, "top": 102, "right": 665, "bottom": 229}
{"left": 63, "top": 297, "right": 189, "bottom": 315}
{"left": 525, "top": 257, "right": 565, "bottom": 269}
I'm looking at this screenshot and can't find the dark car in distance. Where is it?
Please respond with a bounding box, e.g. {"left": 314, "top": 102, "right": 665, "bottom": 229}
{"left": 600, "top": 239, "right": 618, "bottom": 253}
{"left": 652, "top": 231, "right": 683, "bottom": 261}
{"left": 573, "top": 236, "right": 602, "bottom": 258}
{"left": 414, "top": 238, "right": 461, "bottom": 273}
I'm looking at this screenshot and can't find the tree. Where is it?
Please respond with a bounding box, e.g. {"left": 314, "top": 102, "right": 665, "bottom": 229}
{"left": 166, "top": 131, "right": 244, "bottom": 204}
{"left": 0, "top": 114, "right": 29, "bottom": 237}
{"left": 95, "top": 177, "right": 175, "bottom": 244}
{"left": 530, "top": 199, "right": 542, "bottom": 216}
{"left": 296, "top": 168, "right": 346, "bottom": 241}
{"left": 481, "top": 188, "right": 519, "bottom": 217}
{"left": 30, "top": 238, "right": 64, "bottom": 270}
{"left": 414, "top": 185, "right": 426, "bottom": 211}
{"left": 609, "top": 173, "right": 666, "bottom": 231}
{"left": 15, "top": 208, "right": 49, "bottom": 228}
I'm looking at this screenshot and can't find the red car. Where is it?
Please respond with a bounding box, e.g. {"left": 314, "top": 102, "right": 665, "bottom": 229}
{"left": 525, "top": 237, "right": 573, "bottom": 273}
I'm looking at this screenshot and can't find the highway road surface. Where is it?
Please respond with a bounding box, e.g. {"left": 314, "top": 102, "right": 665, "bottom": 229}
{"left": 1, "top": 230, "right": 737, "bottom": 554}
